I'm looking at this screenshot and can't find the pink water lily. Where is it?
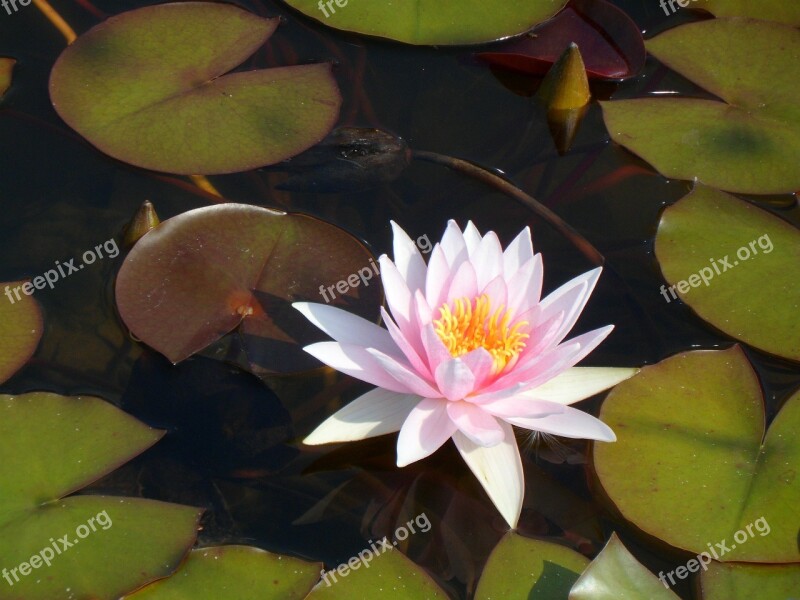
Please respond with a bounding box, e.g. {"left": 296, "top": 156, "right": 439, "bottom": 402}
{"left": 295, "top": 221, "right": 636, "bottom": 528}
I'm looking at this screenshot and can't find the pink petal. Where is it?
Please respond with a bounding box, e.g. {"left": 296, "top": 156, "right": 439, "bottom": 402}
{"left": 503, "top": 226, "right": 534, "bottom": 279}
{"left": 506, "top": 405, "right": 616, "bottom": 442}
{"left": 539, "top": 267, "right": 602, "bottom": 346}
{"left": 452, "top": 422, "right": 524, "bottom": 528}
{"left": 380, "top": 307, "right": 432, "bottom": 381}
{"left": 396, "top": 398, "right": 457, "bottom": 467}
{"left": 506, "top": 254, "right": 544, "bottom": 318}
{"left": 480, "top": 275, "right": 508, "bottom": 310}
{"left": 304, "top": 388, "right": 422, "bottom": 445}
{"left": 390, "top": 221, "right": 427, "bottom": 294}
{"left": 425, "top": 244, "right": 452, "bottom": 310}
{"left": 421, "top": 323, "right": 454, "bottom": 375}
{"left": 472, "top": 231, "right": 504, "bottom": 291}
{"left": 446, "top": 401, "right": 505, "bottom": 446}
{"left": 379, "top": 255, "right": 413, "bottom": 333}
{"left": 304, "top": 342, "right": 415, "bottom": 394}
{"left": 479, "top": 397, "right": 566, "bottom": 419}
{"left": 440, "top": 220, "right": 469, "bottom": 270}
{"left": 294, "top": 302, "right": 399, "bottom": 357}
{"left": 446, "top": 260, "right": 478, "bottom": 303}
{"left": 460, "top": 347, "right": 496, "bottom": 392}
{"left": 366, "top": 348, "right": 441, "bottom": 398}
{"left": 435, "top": 358, "right": 477, "bottom": 401}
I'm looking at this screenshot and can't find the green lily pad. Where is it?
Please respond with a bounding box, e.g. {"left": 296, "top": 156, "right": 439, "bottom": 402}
{"left": 601, "top": 18, "right": 800, "bottom": 194}
{"left": 115, "top": 204, "right": 382, "bottom": 375}
{"left": 594, "top": 347, "right": 800, "bottom": 563}
{"left": 655, "top": 185, "right": 800, "bottom": 362}
{"left": 306, "top": 547, "right": 449, "bottom": 599}
{"left": 699, "top": 562, "right": 800, "bottom": 600}
{"left": 695, "top": 0, "right": 800, "bottom": 25}
{"left": 124, "top": 546, "right": 321, "bottom": 599}
{"left": 49, "top": 2, "right": 341, "bottom": 175}
{"left": 0, "top": 392, "right": 203, "bottom": 599}
{"left": 474, "top": 532, "right": 589, "bottom": 599}
{"left": 0, "top": 280, "right": 42, "bottom": 384}
{"left": 0, "top": 58, "right": 14, "bottom": 99}
{"left": 282, "top": 0, "right": 567, "bottom": 45}
{"left": 568, "top": 534, "right": 679, "bottom": 599}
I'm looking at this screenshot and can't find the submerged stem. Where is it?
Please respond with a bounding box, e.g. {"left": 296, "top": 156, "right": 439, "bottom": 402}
{"left": 32, "top": 0, "right": 77, "bottom": 44}
{"left": 412, "top": 150, "right": 604, "bottom": 266}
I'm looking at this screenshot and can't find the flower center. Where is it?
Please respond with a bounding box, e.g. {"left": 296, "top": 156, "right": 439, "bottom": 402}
{"left": 433, "top": 295, "right": 529, "bottom": 374}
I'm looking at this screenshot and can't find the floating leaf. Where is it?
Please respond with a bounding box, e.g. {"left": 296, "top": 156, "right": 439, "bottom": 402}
{"left": 601, "top": 18, "right": 800, "bottom": 194}
{"left": 282, "top": 0, "right": 567, "bottom": 45}
{"left": 306, "top": 547, "right": 449, "bottom": 599}
{"left": 699, "top": 562, "right": 800, "bottom": 600}
{"left": 49, "top": 2, "right": 341, "bottom": 175}
{"left": 594, "top": 348, "right": 800, "bottom": 563}
{"left": 478, "top": 0, "right": 645, "bottom": 80}
{"left": 115, "top": 204, "right": 382, "bottom": 374}
{"left": 655, "top": 185, "right": 800, "bottom": 361}
{"left": 568, "top": 534, "right": 680, "bottom": 599}
{"left": 0, "top": 280, "right": 42, "bottom": 384}
{"left": 695, "top": 0, "right": 800, "bottom": 25}
{"left": 0, "top": 58, "right": 14, "bottom": 99}
{"left": 124, "top": 545, "right": 320, "bottom": 599}
{"left": 474, "top": 532, "right": 589, "bottom": 599}
{"left": 0, "top": 392, "right": 202, "bottom": 599}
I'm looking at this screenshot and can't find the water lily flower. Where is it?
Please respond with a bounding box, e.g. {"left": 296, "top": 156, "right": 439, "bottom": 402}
{"left": 295, "top": 221, "right": 636, "bottom": 528}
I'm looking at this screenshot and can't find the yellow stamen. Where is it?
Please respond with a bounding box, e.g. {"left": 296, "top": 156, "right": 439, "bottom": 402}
{"left": 433, "top": 294, "right": 529, "bottom": 374}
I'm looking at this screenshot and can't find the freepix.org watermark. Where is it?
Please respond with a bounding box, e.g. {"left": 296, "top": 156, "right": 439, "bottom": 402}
{"left": 319, "top": 233, "right": 432, "bottom": 303}
{"left": 3, "top": 510, "right": 113, "bottom": 587}
{"left": 4, "top": 238, "right": 119, "bottom": 304}
{"left": 658, "top": 516, "right": 770, "bottom": 588}
{"left": 659, "top": 0, "right": 700, "bottom": 16}
{"left": 317, "top": 0, "right": 349, "bottom": 18}
{"left": 319, "top": 512, "right": 431, "bottom": 587}
{"left": 660, "top": 234, "right": 773, "bottom": 304}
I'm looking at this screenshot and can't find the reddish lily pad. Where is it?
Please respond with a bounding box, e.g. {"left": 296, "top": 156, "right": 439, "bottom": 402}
{"left": 655, "top": 186, "right": 800, "bottom": 362}
{"left": 0, "top": 280, "right": 43, "bottom": 384}
{"left": 115, "top": 204, "right": 382, "bottom": 374}
{"left": 478, "top": 0, "right": 645, "bottom": 80}
{"left": 282, "top": 0, "right": 567, "bottom": 45}
{"left": 474, "top": 533, "right": 589, "bottom": 599}
{"left": 601, "top": 18, "right": 800, "bottom": 194}
{"left": 0, "top": 392, "right": 203, "bottom": 599}
{"left": 49, "top": 2, "right": 341, "bottom": 175}
{"left": 125, "top": 546, "right": 321, "bottom": 599}
{"left": 569, "top": 534, "right": 679, "bottom": 599}
{"left": 594, "top": 348, "right": 800, "bottom": 563}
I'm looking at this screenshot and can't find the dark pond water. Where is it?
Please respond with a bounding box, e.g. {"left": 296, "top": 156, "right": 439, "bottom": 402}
{"left": 0, "top": 1, "right": 798, "bottom": 598}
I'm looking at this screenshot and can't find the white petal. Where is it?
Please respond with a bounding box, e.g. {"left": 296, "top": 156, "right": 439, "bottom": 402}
{"left": 294, "top": 302, "right": 398, "bottom": 357}
{"left": 304, "top": 388, "right": 421, "bottom": 445}
{"left": 425, "top": 244, "right": 452, "bottom": 310}
{"left": 538, "top": 267, "right": 602, "bottom": 346}
{"left": 367, "top": 348, "right": 441, "bottom": 398}
{"left": 304, "top": 342, "right": 412, "bottom": 393}
{"left": 378, "top": 255, "right": 413, "bottom": 332}
{"left": 446, "top": 260, "right": 478, "bottom": 303}
{"left": 440, "top": 220, "right": 469, "bottom": 269}
{"left": 446, "top": 401, "right": 505, "bottom": 446}
{"left": 380, "top": 307, "right": 432, "bottom": 379}
{"left": 390, "top": 221, "right": 427, "bottom": 294}
{"left": 506, "top": 405, "right": 617, "bottom": 442}
{"left": 463, "top": 221, "right": 483, "bottom": 254}
{"left": 435, "top": 358, "right": 476, "bottom": 401}
{"left": 397, "top": 398, "right": 457, "bottom": 467}
{"left": 506, "top": 254, "right": 543, "bottom": 318}
{"left": 521, "top": 367, "right": 638, "bottom": 405}
{"left": 453, "top": 421, "right": 524, "bottom": 529}
{"left": 503, "top": 226, "right": 534, "bottom": 279}
{"left": 472, "top": 231, "right": 504, "bottom": 291}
